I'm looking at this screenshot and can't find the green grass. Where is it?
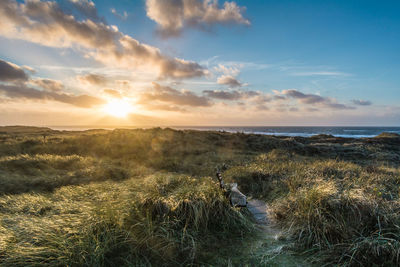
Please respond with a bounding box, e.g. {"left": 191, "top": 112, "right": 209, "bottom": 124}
{"left": 0, "top": 127, "right": 400, "bottom": 266}
{"left": 225, "top": 150, "right": 400, "bottom": 266}
{"left": 0, "top": 175, "right": 255, "bottom": 266}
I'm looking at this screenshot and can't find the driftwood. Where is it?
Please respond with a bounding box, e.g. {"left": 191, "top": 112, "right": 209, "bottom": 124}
{"left": 216, "top": 172, "right": 247, "bottom": 207}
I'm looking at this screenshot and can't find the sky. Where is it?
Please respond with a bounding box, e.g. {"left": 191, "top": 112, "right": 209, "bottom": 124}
{"left": 0, "top": 0, "right": 399, "bottom": 126}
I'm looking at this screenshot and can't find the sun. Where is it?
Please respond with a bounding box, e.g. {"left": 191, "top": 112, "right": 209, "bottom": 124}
{"left": 102, "top": 98, "right": 133, "bottom": 118}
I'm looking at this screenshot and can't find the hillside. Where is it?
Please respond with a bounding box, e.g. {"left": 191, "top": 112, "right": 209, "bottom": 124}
{"left": 0, "top": 127, "right": 399, "bottom": 266}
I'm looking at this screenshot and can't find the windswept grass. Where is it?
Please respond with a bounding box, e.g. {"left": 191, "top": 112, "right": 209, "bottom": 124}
{"left": 224, "top": 149, "right": 400, "bottom": 266}
{"left": 0, "top": 174, "right": 255, "bottom": 266}
{"left": 1, "top": 126, "right": 400, "bottom": 266}
{"left": 0, "top": 154, "right": 134, "bottom": 194}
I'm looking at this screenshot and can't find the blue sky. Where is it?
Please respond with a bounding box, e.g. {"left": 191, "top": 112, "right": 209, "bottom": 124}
{"left": 0, "top": 0, "right": 399, "bottom": 126}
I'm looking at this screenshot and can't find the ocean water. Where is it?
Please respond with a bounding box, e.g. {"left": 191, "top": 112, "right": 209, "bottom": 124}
{"left": 177, "top": 126, "right": 400, "bottom": 138}
{"left": 49, "top": 126, "right": 400, "bottom": 138}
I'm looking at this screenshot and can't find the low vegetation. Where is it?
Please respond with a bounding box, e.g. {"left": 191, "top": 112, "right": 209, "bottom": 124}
{"left": 0, "top": 126, "right": 399, "bottom": 266}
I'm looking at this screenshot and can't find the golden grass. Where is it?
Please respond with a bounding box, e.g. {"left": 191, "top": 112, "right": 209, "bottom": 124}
{"left": 0, "top": 127, "right": 399, "bottom": 266}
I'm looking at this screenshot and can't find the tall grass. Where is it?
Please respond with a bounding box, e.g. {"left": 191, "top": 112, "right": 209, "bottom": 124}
{"left": 0, "top": 154, "right": 134, "bottom": 194}
{"left": 1, "top": 127, "right": 399, "bottom": 265}
{"left": 224, "top": 149, "right": 400, "bottom": 266}
{"left": 0, "top": 174, "right": 255, "bottom": 266}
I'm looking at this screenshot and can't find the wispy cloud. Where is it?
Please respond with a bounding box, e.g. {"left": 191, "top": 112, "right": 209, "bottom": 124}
{"left": 110, "top": 8, "right": 128, "bottom": 20}
{"left": 290, "top": 71, "right": 351, "bottom": 77}
{"left": 352, "top": 99, "right": 372, "bottom": 106}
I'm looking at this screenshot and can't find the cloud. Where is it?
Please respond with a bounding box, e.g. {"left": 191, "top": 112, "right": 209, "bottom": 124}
{"left": 144, "top": 103, "right": 187, "bottom": 112}
{"left": 204, "top": 89, "right": 272, "bottom": 112}
{"left": 22, "top": 65, "right": 36, "bottom": 74}
{"left": 0, "top": 59, "right": 28, "bottom": 82}
{"left": 280, "top": 89, "right": 355, "bottom": 110}
{"left": 273, "top": 95, "right": 286, "bottom": 100}
{"left": 145, "top": 0, "right": 250, "bottom": 37}
{"left": 290, "top": 71, "right": 351, "bottom": 77}
{"left": 0, "top": 0, "right": 206, "bottom": 79}
{"left": 213, "top": 63, "right": 240, "bottom": 76}
{"left": 255, "top": 104, "right": 269, "bottom": 111}
{"left": 77, "top": 73, "right": 109, "bottom": 86}
{"left": 352, "top": 99, "right": 372, "bottom": 106}
{"left": 291, "top": 71, "right": 351, "bottom": 76}
{"left": 325, "top": 103, "right": 355, "bottom": 110}
{"left": 139, "top": 82, "right": 211, "bottom": 107}
{"left": 103, "top": 89, "right": 122, "bottom": 98}
{"left": 203, "top": 89, "right": 259, "bottom": 100}
{"left": 0, "top": 83, "right": 105, "bottom": 108}
{"left": 67, "top": 0, "right": 103, "bottom": 22}
{"left": 282, "top": 89, "right": 325, "bottom": 104}
{"left": 217, "top": 75, "right": 241, "bottom": 87}
{"left": 31, "top": 78, "right": 65, "bottom": 92}
{"left": 203, "top": 90, "right": 241, "bottom": 100}
{"left": 0, "top": 59, "right": 104, "bottom": 108}
{"left": 110, "top": 8, "right": 128, "bottom": 20}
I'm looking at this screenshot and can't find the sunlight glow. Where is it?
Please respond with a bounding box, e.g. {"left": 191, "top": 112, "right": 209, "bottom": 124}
{"left": 102, "top": 99, "right": 133, "bottom": 118}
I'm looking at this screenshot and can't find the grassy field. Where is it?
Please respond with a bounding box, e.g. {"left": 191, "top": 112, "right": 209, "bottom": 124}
{"left": 0, "top": 126, "right": 400, "bottom": 266}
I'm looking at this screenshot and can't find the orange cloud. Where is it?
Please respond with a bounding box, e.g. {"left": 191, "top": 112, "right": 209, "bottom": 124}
{"left": 0, "top": 0, "right": 207, "bottom": 79}
{"left": 146, "top": 0, "right": 250, "bottom": 37}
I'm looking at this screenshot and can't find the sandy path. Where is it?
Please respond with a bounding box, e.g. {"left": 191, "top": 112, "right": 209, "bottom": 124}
{"left": 246, "top": 199, "right": 310, "bottom": 266}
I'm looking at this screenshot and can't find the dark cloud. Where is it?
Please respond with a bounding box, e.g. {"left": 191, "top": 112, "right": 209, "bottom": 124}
{"left": 282, "top": 89, "right": 325, "bottom": 104}
{"left": 0, "top": 59, "right": 28, "bottom": 82}
{"left": 146, "top": 0, "right": 250, "bottom": 37}
{"left": 139, "top": 82, "right": 211, "bottom": 107}
{"left": 0, "top": 0, "right": 207, "bottom": 79}
{"left": 203, "top": 90, "right": 241, "bottom": 100}
{"left": 0, "top": 83, "right": 105, "bottom": 108}
{"left": 281, "top": 89, "right": 355, "bottom": 110}
{"left": 352, "top": 99, "right": 372, "bottom": 106}
{"left": 203, "top": 89, "right": 259, "bottom": 100}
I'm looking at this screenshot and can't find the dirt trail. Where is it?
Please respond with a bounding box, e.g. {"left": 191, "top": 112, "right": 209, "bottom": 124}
{"left": 246, "top": 199, "right": 310, "bottom": 266}
{"left": 247, "top": 199, "right": 269, "bottom": 224}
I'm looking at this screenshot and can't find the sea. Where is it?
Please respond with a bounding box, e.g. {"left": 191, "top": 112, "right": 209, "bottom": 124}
{"left": 48, "top": 126, "right": 400, "bottom": 139}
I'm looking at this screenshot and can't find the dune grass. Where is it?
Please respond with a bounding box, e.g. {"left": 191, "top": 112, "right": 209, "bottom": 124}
{"left": 0, "top": 174, "right": 255, "bottom": 266}
{"left": 225, "top": 149, "right": 400, "bottom": 266}
{"left": 1, "top": 127, "right": 400, "bottom": 266}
